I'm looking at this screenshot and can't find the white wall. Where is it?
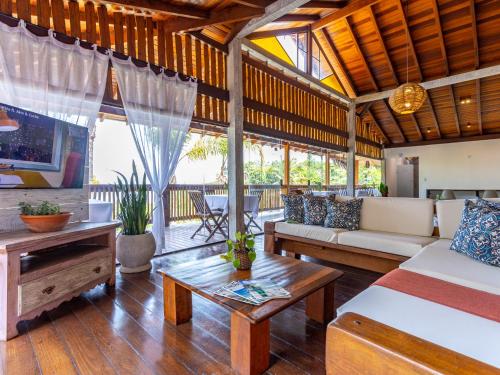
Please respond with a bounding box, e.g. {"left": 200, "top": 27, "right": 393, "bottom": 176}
{"left": 384, "top": 138, "right": 500, "bottom": 198}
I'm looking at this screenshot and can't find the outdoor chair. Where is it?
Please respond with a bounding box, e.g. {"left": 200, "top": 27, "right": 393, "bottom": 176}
{"left": 188, "top": 191, "right": 227, "bottom": 242}
{"left": 246, "top": 189, "right": 264, "bottom": 232}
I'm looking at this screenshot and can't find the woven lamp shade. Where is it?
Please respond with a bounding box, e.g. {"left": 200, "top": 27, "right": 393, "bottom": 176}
{"left": 389, "top": 82, "right": 427, "bottom": 114}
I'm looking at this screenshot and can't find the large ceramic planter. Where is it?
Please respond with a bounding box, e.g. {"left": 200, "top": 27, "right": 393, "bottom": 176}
{"left": 117, "top": 232, "right": 156, "bottom": 273}
{"left": 20, "top": 212, "right": 72, "bottom": 233}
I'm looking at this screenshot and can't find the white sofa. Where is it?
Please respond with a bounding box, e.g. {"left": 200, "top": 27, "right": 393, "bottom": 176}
{"left": 274, "top": 197, "right": 437, "bottom": 258}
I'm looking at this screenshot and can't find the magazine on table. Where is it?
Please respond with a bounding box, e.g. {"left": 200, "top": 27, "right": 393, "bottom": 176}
{"left": 213, "top": 279, "right": 291, "bottom": 305}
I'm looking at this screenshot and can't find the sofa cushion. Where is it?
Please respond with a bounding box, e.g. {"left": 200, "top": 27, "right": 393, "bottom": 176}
{"left": 337, "top": 230, "right": 437, "bottom": 257}
{"left": 436, "top": 198, "right": 500, "bottom": 239}
{"left": 450, "top": 200, "right": 481, "bottom": 253}
{"left": 275, "top": 222, "right": 346, "bottom": 243}
{"left": 324, "top": 198, "right": 363, "bottom": 230}
{"left": 281, "top": 194, "right": 304, "bottom": 223}
{"left": 303, "top": 195, "right": 328, "bottom": 226}
{"left": 400, "top": 239, "right": 500, "bottom": 295}
{"left": 359, "top": 197, "right": 434, "bottom": 237}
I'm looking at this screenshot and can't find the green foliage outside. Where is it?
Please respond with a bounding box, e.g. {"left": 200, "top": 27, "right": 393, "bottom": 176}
{"left": 358, "top": 162, "right": 382, "bottom": 187}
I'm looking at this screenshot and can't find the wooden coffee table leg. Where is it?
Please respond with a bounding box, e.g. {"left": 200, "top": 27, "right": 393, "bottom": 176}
{"left": 305, "top": 282, "right": 335, "bottom": 324}
{"left": 231, "top": 313, "right": 270, "bottom": 375}
{"left": 163, "top": 275, "right": 192, "bottom": 325}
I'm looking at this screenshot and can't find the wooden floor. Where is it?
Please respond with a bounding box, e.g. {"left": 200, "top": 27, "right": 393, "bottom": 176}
{"left": 161, "top": 210, "right": 283, "bottom": 255}
{"left": 0, "top": 236, "right": 381, "bottom": 375}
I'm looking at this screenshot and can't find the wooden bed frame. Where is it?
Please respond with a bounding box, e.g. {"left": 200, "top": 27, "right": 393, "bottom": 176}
{"left": 264, "top": 221, "right": 408, "bottom": 274}
{"left": 327, "top": 313, "right": 498, "bottom": 374}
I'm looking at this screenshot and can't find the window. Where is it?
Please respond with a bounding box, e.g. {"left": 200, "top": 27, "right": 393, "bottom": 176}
{"left": 312, "top": 39, "right": 333, "bottom": 80}
{"left": 277, "top": 32, "right": 308, "bottom": 74}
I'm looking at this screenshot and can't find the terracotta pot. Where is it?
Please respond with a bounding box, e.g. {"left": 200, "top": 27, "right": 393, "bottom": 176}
{"left": 117, "top": 232, "right": 156, "bottom": 273}
{"left": 20, "top": 212, "right": 72, "bottom": 233}
{"left": 234, "top": 249, "right": 253, "bottom": 271}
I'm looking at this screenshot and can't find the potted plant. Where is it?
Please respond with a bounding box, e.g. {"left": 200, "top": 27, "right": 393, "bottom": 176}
{"left": 18, "top": 201, "right": 72, "bottom": 233}
{"left": 221, "top": 231, "right": 256, "bottom": 270}
{"left": 115, "top": 162, "right": 155, "bottom": 273}
{"left": 378, "top": 182, "right": 389, "bottom": 197}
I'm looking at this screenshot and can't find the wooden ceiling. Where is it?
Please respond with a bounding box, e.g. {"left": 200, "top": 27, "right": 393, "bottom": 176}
{"left": 98, "top": 0, "right": 500, "bottom": 147}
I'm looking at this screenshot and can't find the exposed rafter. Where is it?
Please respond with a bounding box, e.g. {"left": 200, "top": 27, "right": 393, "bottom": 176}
{"left": 316, "top": 28, "right": 357, "bottom": 98}
{"left": 274, "top": 14, "right": 320, "bottom": 22}
{"left": 357, "top": 102, "right": 373, "bottom": 117}
{"left": 409, "top": 113, "right": 423, "bottom": 141}
{"left": 247, "top": 26, "right": 308, "bottom": 39}
{"left": 311, "top": 0, "right": 381, "bottom": 31}
{"left": 231, "top": 0, "right": 268, "bottom": 8}
{"left": 471, "top": 0, "right": 482, "bottom": 135}
{"left": 102, "top": 0, "right": 207, "bottom": 19}
{"left": 476, "top": 79, "right": 483, "bottom": 135}
{"left": 223, "top": 20, "right": 251, "bottom": 44}
{"left": 426, "top": 96, "right": 442, "bottom": 138}
{"left": 355, "top": 64, "right": 500, "bottom": 103}
{"left": 385, "top": 133, "right": 500, "bottom": 148}
{"left": 300, "top": 1, "right": 348, "bottom": 9}
{"left": 237, "top": 0, "right": 311, "bottom": 38}
{"left": 431, "top": 0, "right": 449, "bottom": 76}
{"left": 381, "top": 99, "right": 407, "bottom": 143}
{"left": 163, "top": 5, "right": 264, "bottom": 33}
{"left": 448, "top": 86, "right": 461, "bottom": 136}
{"left": 367, "top": 109, "right": 390, "bottom": 145}
{"left": 395, "top": 0, "right": 423, "bottom": 82}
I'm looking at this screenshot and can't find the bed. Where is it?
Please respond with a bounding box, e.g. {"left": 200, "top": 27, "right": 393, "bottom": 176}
{"left": 327, "top": 241, "right": 500, "bottom": 374}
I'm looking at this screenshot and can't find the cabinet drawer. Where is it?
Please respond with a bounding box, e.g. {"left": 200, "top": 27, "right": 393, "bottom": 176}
{"left": 18, "top": 256, "right": 111, "bottom": 316}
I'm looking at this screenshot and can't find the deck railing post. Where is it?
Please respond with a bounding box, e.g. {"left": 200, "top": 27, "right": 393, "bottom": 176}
{"left": 163, "top": 188, "right": 171, "bottom": 227}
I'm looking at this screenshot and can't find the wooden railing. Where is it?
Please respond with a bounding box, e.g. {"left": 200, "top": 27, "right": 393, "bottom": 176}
{"left": 89, "top": 183, "right": 375, "bottom": 224}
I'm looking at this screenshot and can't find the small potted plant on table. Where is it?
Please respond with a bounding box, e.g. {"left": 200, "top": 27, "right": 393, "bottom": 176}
{"left": 18, "top": 201, "right": 72, "bottom": 233}
{"left": 378, "top": 182, "right": 389, "bottom": 197}
{"left": 221, "top": 231, "right": 256, "bottom": 270}
{"left": 115, "top": 162, "right": 155, "bottom": 273}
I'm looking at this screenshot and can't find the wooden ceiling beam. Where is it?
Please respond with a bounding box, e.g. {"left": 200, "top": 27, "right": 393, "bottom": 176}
{"left": 311, "top": 0, "right": 382, "bottom": 31}
{"left": 409, "top": 113, "right": 423, "bottom": 141}
{"left": 381, "top": 99, "right": 407, "bottom": 143}
{"left": 431, "top": 0, "right": 449, "bottom": 76}
{"left": 470, "top": 0, "right": 479, "bottom": 69}
{"left": 163, "top": 5, "right": 264, "bottom": 33}
{"left": 274, "top": 14, "right": 320, "bottom": 22}
{"left": 367, "top": 109, "right": 391, "bottom": 145}
{"left": 357, "top": 102, "right": 373, "bottom": 117}
{"left": 300, "top": 1, "right": 348, "bottom": 9}
{"left": 476, "top": 79, "right": 483, "bottom": 135}
{"left": 385, "top": 132, "right": 500, "bottom": 148}
{"left": 395, "top": 0, "right": 423, "bottom": 82}
{"left": 223, "top": 20, "right": 251, "bottom": 44}
{"left": 247, "top": 26, "right": 308, "bottom": 39}
{"left": 316, "top": 28, "right": 357, "bottom": 97}
{"left": 426, "top": 96, "right": 442, "bottom": 138}
{"left": 448, "top": 85, "right": 461, "bottom": 136}
{"left": 343, "top": 17, "right": 379, "bottom": 91}
{"left": 355, "top": 64, "right": 500, "bottom": 103}
{"left": 231, "top": 0, "right": 268, "bottom": 8}
{"left": 102, "top": 0, "right": 208, "bottom": 19}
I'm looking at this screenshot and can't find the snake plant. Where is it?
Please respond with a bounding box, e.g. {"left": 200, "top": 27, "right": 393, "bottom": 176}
{"left": 115, "top": 161, "right": 150, "bottom": 235}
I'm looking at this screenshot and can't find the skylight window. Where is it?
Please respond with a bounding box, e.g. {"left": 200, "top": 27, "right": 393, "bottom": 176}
{"left": 277, "top": 33, "right": 307, "bottom": 73}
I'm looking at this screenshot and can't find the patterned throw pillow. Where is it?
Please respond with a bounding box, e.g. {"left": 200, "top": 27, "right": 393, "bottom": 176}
{"left": 303, "top": 196, "right": 328, "bottom": 225}
{"left": 450, "top": 200, "right": 483, "bottom": 254}
{"left": 324, "top": 198, "right": 363, "bottom": 230}
{"left": 281, "top": 194, "right": 304, "bottom": 223}
{"left": 478, "top": 197, "right": 500, "bottom": 211}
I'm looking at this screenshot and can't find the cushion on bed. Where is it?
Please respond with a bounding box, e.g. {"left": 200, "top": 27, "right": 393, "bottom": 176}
{"left": 337, "top": 230, "right": 436, "bottom": 257}
{"left": 281, "top": 194, "right": 304, "bottom": 223}
{"left": 359, "top": 197, "right": 434, "bottom": 237}
{"left": 323, "top": 198, "right": 363, "bottom": 230}
{"left": 274, "top": 222, "right": 346, "bottom": 243}
{"left": 400, "top": 239, "right": 500, "bottom": 295}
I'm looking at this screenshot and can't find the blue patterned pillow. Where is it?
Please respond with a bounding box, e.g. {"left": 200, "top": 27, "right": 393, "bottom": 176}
{"left": 324, "top": 199, "right": 363, "bottom": 230}
{"left": 281, "top": 194, "right": 304, "bottom": 223}
{"left": 477, "top": 197, "right": 500, "bottom": 211}
{"left": 450, "top": 200, "right": 481, "bottom": 254}
{"left": 303, "top": 196, "right": 328, "bottom": 225}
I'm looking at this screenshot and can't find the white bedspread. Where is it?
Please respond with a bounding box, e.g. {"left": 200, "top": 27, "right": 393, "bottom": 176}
{"left": 400, "top": 239, "right": 500, "bottom": 295}
{"left": 337, "top": 285, "right": 500, "bottom": 368}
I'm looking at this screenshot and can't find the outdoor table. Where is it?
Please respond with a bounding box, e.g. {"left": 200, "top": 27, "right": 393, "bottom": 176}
{"left": 89, "top": 199, "right": 113, "bottom": 222}
{"left": 205, "top": 195, "right": 260, "bottom": 219}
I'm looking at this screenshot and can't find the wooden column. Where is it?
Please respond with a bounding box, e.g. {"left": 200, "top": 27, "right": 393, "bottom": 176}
{"left": 283, "top": 142, "right": 290, "bottom": 194}
{"left": 346, "top": 103, "right": 356, "bottom": 196}
{"left": 325, "top": 151, "right": 330, "bottom": 187}
{"left": 381, "top": 149, "right": 386, "bottom": 184}
{"left": 227, "top": 39, "right": 245, "bottom": 236}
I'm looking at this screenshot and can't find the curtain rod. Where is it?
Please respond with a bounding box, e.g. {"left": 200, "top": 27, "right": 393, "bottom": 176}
{"left": 0, "top": 12, "right": 196, "bottom": 82}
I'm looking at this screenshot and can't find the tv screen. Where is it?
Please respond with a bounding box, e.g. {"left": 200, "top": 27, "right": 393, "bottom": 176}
{"left": 0, "top": 103, "right": 88, "bottom": 189}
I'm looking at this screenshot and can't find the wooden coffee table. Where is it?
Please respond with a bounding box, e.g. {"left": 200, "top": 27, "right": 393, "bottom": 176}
{"left": 159, "top": 252, "right": 343, "bottom": 375}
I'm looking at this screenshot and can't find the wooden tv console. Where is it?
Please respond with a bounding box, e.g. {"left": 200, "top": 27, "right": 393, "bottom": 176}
{"left": 0, "top": 222, "right": 119, "bottom": 340}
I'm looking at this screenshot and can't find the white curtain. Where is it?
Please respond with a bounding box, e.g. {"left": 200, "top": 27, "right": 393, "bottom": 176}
{"left": 0, "top": 20, "right": 109, "bottom": 129}
{"left": 111, "top": 56, "right": 197, "bottom": 252}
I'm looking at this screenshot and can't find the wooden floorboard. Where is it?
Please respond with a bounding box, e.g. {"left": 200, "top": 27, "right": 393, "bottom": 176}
{"left": 1, "top": 237, "right": 381, "bottom": 375}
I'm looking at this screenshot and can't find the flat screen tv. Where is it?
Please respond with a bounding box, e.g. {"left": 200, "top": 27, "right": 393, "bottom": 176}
{"left": 0, "top": 103, "right": 88, "bottom": 189}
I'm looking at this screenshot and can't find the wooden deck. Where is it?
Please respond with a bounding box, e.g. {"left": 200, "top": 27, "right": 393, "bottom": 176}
{"left": 161, "top": 209, "right": 283, "bottom": 255}
{"left": 0, "top": 238, "right": 381, "bottom": 375}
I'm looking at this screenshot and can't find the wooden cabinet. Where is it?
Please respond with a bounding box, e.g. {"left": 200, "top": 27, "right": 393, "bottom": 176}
{"left": 0, "top": 222, "right": 119, "bottom": 341}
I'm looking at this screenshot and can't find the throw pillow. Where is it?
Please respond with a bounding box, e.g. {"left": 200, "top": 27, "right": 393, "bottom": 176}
{"left": 477, "top": 197, "right": 500, "bottom": 211}
{"left": 460, "top": 206, "right": 500, "bottom": 267}
{"left": 281, "top": 194, "right": 304, "bottom": 223}
{"left": 303, "top": 195, "right": 329, "bottom": 225}
{"left": 324, "top": 198, "right": 363, "bottom": 230}
{"left": 450, "top": 200, "right": 483, "bottom": 254}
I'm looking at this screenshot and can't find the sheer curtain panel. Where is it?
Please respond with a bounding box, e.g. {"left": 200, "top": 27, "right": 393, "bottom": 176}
{"left": 0, "top": 20, "right": 109, "bottom": 129}
{"left": 111, "top": 56, "right": 197, "bottom": 252}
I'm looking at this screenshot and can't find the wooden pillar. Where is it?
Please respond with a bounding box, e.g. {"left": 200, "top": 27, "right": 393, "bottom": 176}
{"left": 354, "top": 159, "right": 359, "bottom": 186}
{"left": 227, "top": 39, "right": 245, "bottom": 236}
{"left": 381, "top": 149, "right": 386, "bottom": 184}
{"left": 282, "top": 142, "right": 290, "bottom": 194}
{"left": 325, "top": 151, "right": 330, "bottom": 187}
{"left": 347, "top": 103, "right": 356, "bottom": 196}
